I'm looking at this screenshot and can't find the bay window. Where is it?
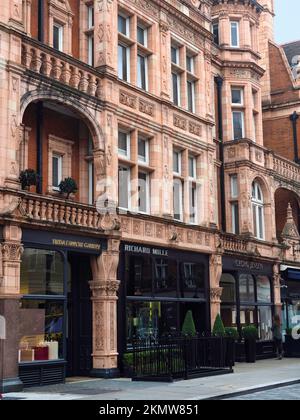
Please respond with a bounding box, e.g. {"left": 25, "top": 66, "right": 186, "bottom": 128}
{"left": 232, "top": 111, "right": 245, "bottom": 140}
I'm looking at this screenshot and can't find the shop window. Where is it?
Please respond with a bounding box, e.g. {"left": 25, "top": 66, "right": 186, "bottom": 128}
{"left": 19, "top": 300, "right": 64, "bottom": 363}
{"left": 257, "top": 306, "right": 273, "bottom": 340}
{"left": 221, "top": 305, "right": 237, "bottom": 328}
{"left": 221, "top": 273, "right": 236, "bottom": 303}
{"left": 154, "top": 258, "right": 178, "bottom": 297}
{"left": 240, "top": 306, "right": 256, "bottom": 326}
{"left": 180, "top": 263, "right": 205, "bottom": 299}
{"left": 239, "top": 274, "right": 255, "bottom": 302}
{"left": 21, "top": 249, "right": 64, "bottom": 296}
{"left": 126, "top": 256, "right": 152, "bottom": 297}
{"left": 257, "top": 276, "right": 272, "bottom": 303}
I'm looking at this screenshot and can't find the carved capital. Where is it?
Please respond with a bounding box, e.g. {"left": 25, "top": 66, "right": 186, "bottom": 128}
{"left": 210, "top": 287, "right": 223, "bottom": 303}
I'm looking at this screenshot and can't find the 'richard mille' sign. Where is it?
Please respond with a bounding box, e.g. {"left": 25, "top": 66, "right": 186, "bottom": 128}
{"left": 124, "top": 244, "right": 168, "bottom": 257}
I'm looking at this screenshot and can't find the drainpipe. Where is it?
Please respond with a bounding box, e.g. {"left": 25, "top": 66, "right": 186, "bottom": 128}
{"left": 290, "top": 111, "right": 299, "bottom": 164}
{"left": 38, "top": 0, "right": 44, "bottom": 43}
{"left": 215, "top": 76, "right": 226, "bottom": 232}
{"left": 36, "top": 102, "right": 43, "bottom": 194}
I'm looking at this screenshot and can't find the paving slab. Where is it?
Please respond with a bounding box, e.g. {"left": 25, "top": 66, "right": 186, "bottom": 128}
{"left": 3, "top": 358, "right": 300, "bottom": 400}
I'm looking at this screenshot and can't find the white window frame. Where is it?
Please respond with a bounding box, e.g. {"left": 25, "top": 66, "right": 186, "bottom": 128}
{"left": 87, "top": 5, "right": 94, "bottom": 30}
{"left": 88, "top": 35, "right": 94, "bottom": 66}
{"left": 173, "top": 179, "right": 183, "bottom": 222}
{"left": 118, "top": 13, "right": 130, "bottom": 37}
{"left": 138, "top": 138, "right": 150, "bottom": 165}
{"left": 173, "top": 150, "right": 182, "bottom": 176}
{"left": 171, "top": 45, "right": 180, "bottom": 65}
{"left": 137, "top": 54, "right": 148, "bottom": 91}
{"left": 231, "top": 202, "right": 239, "bottom": 235}
{"left": 188, "top": 156, "right": 197, "bottom": 179}
{"left": 53, "top": 22, "right": 64, "bottom": 52}
{"left": 230, "top": 21, "right": 240, "bottom": 48}
{"left": 118, "top": 43, "right": 130, "bottom": 82}
{"left": 252, "top": 182, "right": 265, "bottom": 240}
{"left": 118, "top": 165, "right": 131, "bottom": 211}
{"left": 231, "top": 88, "right": 244, "bottom": 106}
{"left": 186, "top": 54, "right": 195, "bottom": 74}
{"left": 189, "top": 183, "right": 198, "bottom": 225}
{"left": 118, "top": 131, "right": 131, "bottom": 159}
{"left": 232, "top": 111, "right": 245, "bottom": 140}
{"left": 52, "top": 154, "right": 63, "bottom": 191}
{"left": 137, "top": 24, "right": 148, "bottom": 47}
{"left": 187, "top": 80, "right": 196, "bottom": 113}
{"left": 172, "top": 72, "right": 181, "bottom": 106}
{"left": 230, "top": 174, "right": 238, "bottom": 199}
{"left": 138, "top": 171, "right": 150, "bottom": 214}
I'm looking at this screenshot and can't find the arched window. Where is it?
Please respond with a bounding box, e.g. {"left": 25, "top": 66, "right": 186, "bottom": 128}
{"left": 252, "top": 182, "right": 265, "bottom": 240}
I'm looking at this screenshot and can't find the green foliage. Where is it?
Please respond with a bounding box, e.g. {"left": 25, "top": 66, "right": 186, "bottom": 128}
{"left": 59, "top": 177, "right": 78, "bottom": 199}
{"left": 182, "top": 310, "right": 197, "bottom": 336}
{"left": 242, "top": 326, "right": 258, "bottom": 341}
{"left": 123, "top": 353, "right": 134, "bottom": 367}
{"left": 225, "top": 327, "right": 239, "bottom": 341}
{"left": 212, "top": 314, "right": 226, "bottom": 337}
{"left": 19, "top": 169, "right": 39, "bottom": 190}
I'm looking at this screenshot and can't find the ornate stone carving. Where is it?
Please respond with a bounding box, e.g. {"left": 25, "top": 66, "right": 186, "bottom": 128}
{"left": 210, "top": 287, "right": 223, "bottom": 303}
{"left": 174, "top": 114, "right": 187, "bottom": 130}
{"left": 119, "top": 90, "right": 137, "bottom": 109}
{"left": 100, "top": 211, "right": 121, "bottom": 232}
{"left": 139, "top": 99, "right": 155, "bottom": 117}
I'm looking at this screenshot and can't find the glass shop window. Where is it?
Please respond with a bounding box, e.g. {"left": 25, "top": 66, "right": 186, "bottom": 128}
{"left": 20, "top": 249, "right": 64, "bottom": 296}
{"left": 257, "top": 276, "right": 272, "bottom": 303}
{"left": 220, "top": 273, "right": 236, "bottom": 303}
{"left": 239, "top": 274, "right": 255, "bottom": 302}
{"left": 19, "top": 300, "right": 64, "bottom": 363}
{"left": 180, "top": 262, "right": 205, "bottom": 298}
{"left": 126, "top": 255, "right": 152, "bottom": 297}
{"left": 154, "top": 258, "right": 178, "bottom": 297}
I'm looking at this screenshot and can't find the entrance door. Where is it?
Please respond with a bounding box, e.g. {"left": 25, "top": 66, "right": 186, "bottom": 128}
{"left": 67, "top": 253, "right": 92, "bottom": 377}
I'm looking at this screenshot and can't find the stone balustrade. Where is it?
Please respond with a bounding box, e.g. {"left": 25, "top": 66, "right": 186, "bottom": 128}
{"left": 21, "top": 40, "right": 102, "bottom": 99}
{"left": 272, "top": 156, "right": 300, "bottom": 184}
{"left": 220, "top": 233, "right": 248, "bottom": 253}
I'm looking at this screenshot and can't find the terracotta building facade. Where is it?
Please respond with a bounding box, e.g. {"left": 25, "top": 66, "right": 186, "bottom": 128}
{"left": 0, "top": 0, "right": 299, "bottom": 391}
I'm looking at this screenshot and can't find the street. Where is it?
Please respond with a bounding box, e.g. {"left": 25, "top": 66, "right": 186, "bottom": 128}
{"left": 226, "top": 384, "right": 300, "bottom": 400}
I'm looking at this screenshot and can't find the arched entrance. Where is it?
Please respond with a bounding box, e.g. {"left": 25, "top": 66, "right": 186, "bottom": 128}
{"left": 275, "top": 188, "right": 300, "bottom": 241}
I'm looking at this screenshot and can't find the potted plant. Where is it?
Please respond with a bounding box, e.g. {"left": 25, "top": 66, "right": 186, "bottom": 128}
{"left": 59, "top": 177, "right": 78, "bottom": 199}
{"left": 123, "top": 352, "right": 134, "bottom": 378}
{"left": 212, "top": 314, "right": 226, "bottom": 337}
{"left": 242, "top": 326, "right": 258, "bottom": 363}
{"left": 225, "top": 327, "right": 239, "bottom": 366}
{"left": 182, "top": 310, "right": 197, "bottom": 337}
{"left": 19, "top": 169, "right": 39, "bottom": 191}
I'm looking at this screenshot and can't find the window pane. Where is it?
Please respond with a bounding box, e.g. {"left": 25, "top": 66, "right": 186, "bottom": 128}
{"left": 52, "top": 156, "right": 59, "bottom": 187}
{"left": 240, "top": 306, "right": 256, "bottom": 327}
{"left": 118, "top": 15, "right": 128, "bottom": 35}
{"left": 137, "top": 26, "right": 146, "bottom": 46}
{"left": 53, "top": 25, "right": 61, "bottom": 50}
{"left": 20, "top": 249, "right": 64, "bottom": 295}
{"left": 186, "top": 55, "right": 193, "bottom": 73}
{"left": 154, "top": 258, "right": 178, "bottom": 297}
{"left": 230, "top": 175, "right": 238, "bottom": 197}
{"left": 88, "top": 36, "right": 94, "bottom": 66}
{"left": 172, "top": 73, "right": 180, "bottom": 105}
{"left": 233, "top": 111, "right": 244, "bottom": 139}
{"left": 239, "top": 274, "right": 255, "bottom": 302}
{"left": 126, "top": 301, "right": 178, "bottom": 344}
{"left": 213, "top": 24, "right": 219, "bottom": 45}
{"left": 257, "top": 306, "right": 273, "bottom": 341}
{"left": 180, "top": 262, "right": 205, "bottom": 298}
{"left": 232, "top": 89, "right": 242, "bottom": 105}
{"left": 118, "top": 166, "right": 130, "bottom": 209}
{"left": 189, "top": 157, "right": 196, "bottom": 178}
{"left": 138, "top": 138, "right": 147, "bottom": 163}
{"left": 220, "top": 273, "right": 236, "bottom": 303}
{"left": 173, "top": 151, "right": 180, "bottom": 174}
{"left": 231, "top": 22, "right": 239, "bottom": 47}
{"left": 19, "top": 300, "right": 64, "bottom": 362}
{"left": 221, "top": 305, "right": 237, "bottom": 328}
{"left": 126, "top": 255, "right": 152, "bottom": 296}
{"left": 137, "top": 55, "right": 147, "bottom": 90}
{"left": 118, "top": 131, "right": 128, "bottom": 156}
{"left": 231, "top": 202, "right": 239, "bottom": 234}
{"left": 257, "top": 276, "right": 271, "bottom": 303}
{"left": 189, "top": 184, "right": 197, "bottom": 223}
{"left": 118, "top": 45, "right": 129, "bottom": 81}
{"left": 187, "top": 81, "right": 194, "bottom": 112}
{"left": 138, "top": 172, "right": 148, "bottom": 213}
{"left": 171, "top": 47, "right": 178, "bottom": 64}
{"left": 173, "top": 180, "right": 182, "bottom": 220}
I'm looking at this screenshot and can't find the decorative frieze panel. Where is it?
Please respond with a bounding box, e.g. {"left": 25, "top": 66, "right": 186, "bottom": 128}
{"left": 119, "top": 90, "right": 155, "bottom": 117}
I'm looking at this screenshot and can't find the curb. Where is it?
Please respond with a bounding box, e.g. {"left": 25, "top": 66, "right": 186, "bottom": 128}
{"left": 202, "top": 379, "right": 300, "bottom": 400}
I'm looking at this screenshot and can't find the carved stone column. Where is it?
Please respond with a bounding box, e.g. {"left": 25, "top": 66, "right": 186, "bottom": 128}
{"left": 0, "top": 223, "right": 23, "bottom": 392}
{"left": 209, "top": 253, "right": 223, "bottom": 327}
{"left": 273, "top": 263, "right": 282, "bottom": 316}
{"left": 89, "top": 238, "right": 120, "bottom": 378}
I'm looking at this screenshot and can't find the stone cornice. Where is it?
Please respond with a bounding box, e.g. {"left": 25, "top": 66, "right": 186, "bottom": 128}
{"left": 212, "top": 0, "right": 263, "bottom": 14}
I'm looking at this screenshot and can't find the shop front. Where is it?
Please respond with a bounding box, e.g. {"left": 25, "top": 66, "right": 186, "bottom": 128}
{"left": 18, "top": 229, "right": 107, "bottom": 387}
{"left": 118, "top": 243, "right": 210, "bottom": 363}
{"left": 221, "top": 257, "right": 276, "bottom": 361}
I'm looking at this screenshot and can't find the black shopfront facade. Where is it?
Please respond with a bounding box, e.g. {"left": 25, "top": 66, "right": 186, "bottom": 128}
{"left": 221, "top": 256, "right": 276, "bottom": 361}
{"left": 118, "top": 243, "right": 210, "bottom": 361}
{"left": 18, "top": 229, "right": 106, "bottom": 387}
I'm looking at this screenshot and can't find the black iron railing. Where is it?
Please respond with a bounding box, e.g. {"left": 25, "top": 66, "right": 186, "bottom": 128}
{"left": 132, "top": 335, "right": 234, "bottom": 381}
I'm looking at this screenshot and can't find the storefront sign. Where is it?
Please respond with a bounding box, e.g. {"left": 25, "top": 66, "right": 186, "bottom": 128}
{"left": 234, "top": 259, "right": 264, "bottom": 271}
{"left": 22, "top": 230, "right": 105, "bottom": 254}
{"left": 124, "top": 244, "right": 168, "bottom": 257}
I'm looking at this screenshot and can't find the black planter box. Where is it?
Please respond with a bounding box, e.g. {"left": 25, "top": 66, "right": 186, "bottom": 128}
{"left": 285, "top": 335, "right": 300, "bottom": 358}
{"left": 235, "top": 340, "right": 276, "bottom": 362}
{"left": 245, "top": 340, "right": 256, "bottom": 363}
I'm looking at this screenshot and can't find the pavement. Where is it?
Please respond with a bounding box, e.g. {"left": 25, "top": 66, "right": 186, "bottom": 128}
{"left": 3, "top": 358, "right": 300, "bottom": 400}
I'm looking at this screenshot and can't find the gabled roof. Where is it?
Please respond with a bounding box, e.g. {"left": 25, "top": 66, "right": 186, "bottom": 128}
{"left": 282, "top": 40, "right": 300, "bottom": 67}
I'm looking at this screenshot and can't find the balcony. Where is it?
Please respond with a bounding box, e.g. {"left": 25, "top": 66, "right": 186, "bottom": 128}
{"left": 21, "top": 37, "right": 102, "bottom": 99}
{"left": 0, "top": 188, "right": 119, "bottom": 234}
{"left": 220, "top": 233, "right": 248, "bottom": 254}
